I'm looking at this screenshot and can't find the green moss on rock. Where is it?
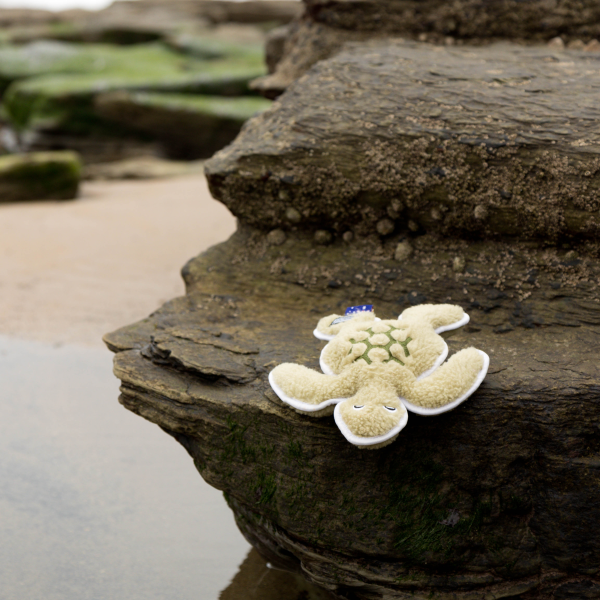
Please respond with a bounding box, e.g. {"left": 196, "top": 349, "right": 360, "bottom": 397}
{"left": 93, "top": 91, "right": 271, "bottom": 158}
{"left": 0, "top": 151, "right": 81, "bottom": 202}
{"left": 1, "top": 41, "right": 266, "bottom": 135}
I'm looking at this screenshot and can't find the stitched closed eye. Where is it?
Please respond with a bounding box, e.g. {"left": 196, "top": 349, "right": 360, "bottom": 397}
{"left": 384, "top": 406, "right": 397, "bottom": 411}
{"left": 353, "top": 405, "right": 365, "bottom": 410}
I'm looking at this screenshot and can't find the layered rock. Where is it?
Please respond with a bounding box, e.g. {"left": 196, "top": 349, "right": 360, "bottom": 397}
{"left": 0, "top": 40, "right": 266, "bottom": 161}
{"left": 252, "top": 0, "right": 600, "bottom": 97}
{"left": 94, "top": 92, "right": 271, "bottom": 159}
{"left": 0, "top": 0, "right": 292, "bottom": 164}
{"left": 106, "top": 35, "right": 600, "bottom": 600}
{"left": 0, "top": 1, "right": 301, "bottom": 46}
{"left": 215, "top": 41, "right": 600, "bottom": 241}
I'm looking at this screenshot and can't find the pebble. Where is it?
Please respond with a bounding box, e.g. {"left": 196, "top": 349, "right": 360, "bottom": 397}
{"left": 285, "top": 207, "right": 301, "bottom": 223}
{"left": 585, "top": 39, "right": 600, "bottom": 52}
{"left": 342, "top": 231, "right": 354, "bottom": 243}
{"left": 430, "top": 207, "right": 442, "bottom": 221}
{"left": 452, "top": 256, "right": 466, "bottom": 273}
{"left": 547, "top": 36, "right": 564, "bottom": 49}
{"left": 474, "top": 204, "right": 488, "bottom": 220}
{"left": 564, "top": 250, "right": 579, "bottom": 261}
{"left": 376, "top": 218, "right": 394, "bottom": 236}
{"left": 567, "top": 39, "right": 585, "bottom": 50}
{"left": 267, "top": 228, "right": 286, "bottom": 246}
{"left": 394, "top": 241, "right": 413, "bottom": 262}
{"left": 408, "top": 220, "right": 419, "bottom": 232}
{"left": 314, "top": 230, "right": 333, "bottom": 245}
{"left": 387, "top": 199, "right": 403, "bottom": 219}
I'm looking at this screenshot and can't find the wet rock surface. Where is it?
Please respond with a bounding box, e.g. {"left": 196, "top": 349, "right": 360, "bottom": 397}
{"left": 210, "top": 41, "right": 600, "bottom": 241}
{"left": 255, "top": 0, "right": 600, "bottom": 97}
{"left": 105, "top": 10, "right": 600, "bottom": 600}
{"left": 106, "top": 223, "right": 600, "bottom": 599}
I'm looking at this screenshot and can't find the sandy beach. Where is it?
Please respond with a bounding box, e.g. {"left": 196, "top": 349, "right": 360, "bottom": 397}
{"left": 0, "top": 174, "right": 237, "bottom": 346}
{"left": 0, "top": 176, "right": 252, "bottom": 600}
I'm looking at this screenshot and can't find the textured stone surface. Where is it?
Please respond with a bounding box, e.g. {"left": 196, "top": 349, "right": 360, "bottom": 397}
{"left": 0, "top": 150, "right": 81, "bottom": 201}
{"left": 211, "top": 41, "right": 600, "bottom": 241}
{"left": 253, "top": 0, "right": 600, "bottom": 96}
{"left": 303, "top": 0, "right": 600, "bottom": 40}
{"left": 106, "top": 223, "right": 600, "bottom": 599}
{"left": 106, "top": 26, "right": 600, "bottom": 600}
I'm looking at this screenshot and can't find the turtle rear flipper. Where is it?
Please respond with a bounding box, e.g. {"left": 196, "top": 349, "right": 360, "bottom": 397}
{"left": 401, "top": 348, "right": 489, "bottom": 415}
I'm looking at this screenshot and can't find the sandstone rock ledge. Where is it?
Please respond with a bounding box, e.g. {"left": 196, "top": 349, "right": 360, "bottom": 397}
{"left": 106, "top": 40, "right": 600, "bottom": 600}
{"left": 106, "top": 228, "right": 600, "bottom": 600}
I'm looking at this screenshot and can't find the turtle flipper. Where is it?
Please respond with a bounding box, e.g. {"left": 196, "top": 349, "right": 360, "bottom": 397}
{"left": 401, "top": 348, "right": 489, "bottom": 415}
{"left": 314, "top": 310, "right": 376, "bottom": 340}
{"left": 399, "top": 304, "right": 469, "bottom": 334}
{"left": 269, "top": 363, "right": 359, "bottom": 415}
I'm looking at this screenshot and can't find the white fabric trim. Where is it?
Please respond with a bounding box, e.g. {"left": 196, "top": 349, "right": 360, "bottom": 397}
{"left": 320, "top": 349, "right": 335, "bottom": 375}
{"left": 334, "top": 403, "right": 409, "bottom": 446}
{"left": 400, "top": 350, "right": 490, "bottom": 416}
{"left": 268, "top": 370, "right": 345, "bottom": 413}
{"left": 434, "top": 313, "right": 470, "bottom": 334}
{"left": 416, "top": 341, "right": 448, "bottom": 381}
{"left": 397, "top": 311, "right": 470, "bottom": 334}
{"left": 313, "top": 328, "right": 335, "bottom": 341}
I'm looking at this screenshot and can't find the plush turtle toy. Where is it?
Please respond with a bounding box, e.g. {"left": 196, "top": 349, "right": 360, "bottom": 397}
{"left": 268, "top": 304, "right": 489, "bottom": 449}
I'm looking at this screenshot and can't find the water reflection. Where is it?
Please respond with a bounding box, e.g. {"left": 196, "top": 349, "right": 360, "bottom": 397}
{"left": 0, "top": 335, "right": 340, "bottom": 599}
{"left": 220, "top": 549, "right": 337, "bottom": 600}
{"left": 0, "top": 336, "right": 249, "bottom": 599}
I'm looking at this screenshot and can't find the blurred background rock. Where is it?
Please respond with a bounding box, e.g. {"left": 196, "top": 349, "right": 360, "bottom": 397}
{"left": 0, "top": 0, "right": 301, "bottom": 200}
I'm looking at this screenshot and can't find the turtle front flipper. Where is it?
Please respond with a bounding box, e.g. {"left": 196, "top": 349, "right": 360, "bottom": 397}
{"left": 334, "top": 378, "right": 408, "bottom": 449}
{"left": 314, "top": 309, "right": 376, "bottom": 341}
{"left": 401, "top": 348, "right": 489, "bottom": 415}
{"left": 269, "top": 363, "right": 359, "bottom": 416}
{"left": 399, "top": 303, "right": 469, "bottom": 334}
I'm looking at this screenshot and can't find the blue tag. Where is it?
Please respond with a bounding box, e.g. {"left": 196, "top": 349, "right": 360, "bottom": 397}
{"left": 345, "top": 304, "right": 373, "bottom": 315}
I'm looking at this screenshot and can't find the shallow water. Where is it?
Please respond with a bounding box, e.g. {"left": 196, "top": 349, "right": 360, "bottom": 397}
{"left": 0, "top": 335, "right": 251, "bottom": 600}
{"left": 0, "top": 336, "right": 334, "bottom": 599}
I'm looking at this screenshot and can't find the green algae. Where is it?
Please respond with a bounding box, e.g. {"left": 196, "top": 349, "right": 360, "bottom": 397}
{"left": 111, "top": 92, "right": 271, "bottom": 121}
{"left": 254, "top": 470, "right": 277, "bottom": 505}
{"left": 166, "top": 34, "right": 264, "bottom": 62}
{"left": 221, "top": 415, "right": 257, "bottom": 465}
{"left": 383, "top": 449, "right": 494, "bottom": 563}
{"left": 2, "top": 41, "right": 266, "bottom": 133}
{"left": 0, "top": 151, "right": 81, "bottom": 201}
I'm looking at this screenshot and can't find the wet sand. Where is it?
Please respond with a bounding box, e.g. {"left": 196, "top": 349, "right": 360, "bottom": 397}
{"left": 0, "top": 176, "right": 249, "bottom": 599}
{"left": 0, "top": 174, "right": 236, "bottom": 346}
{"left": 0, "top": 175, "right": 334, "bottom": 599}
{"left": 0, "top": 335, "right": 251, "bottom": 600}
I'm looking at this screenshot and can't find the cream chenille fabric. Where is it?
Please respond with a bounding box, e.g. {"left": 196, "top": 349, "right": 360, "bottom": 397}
{"left": 269, "top": 304, "right": 490, "bottom": 449}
